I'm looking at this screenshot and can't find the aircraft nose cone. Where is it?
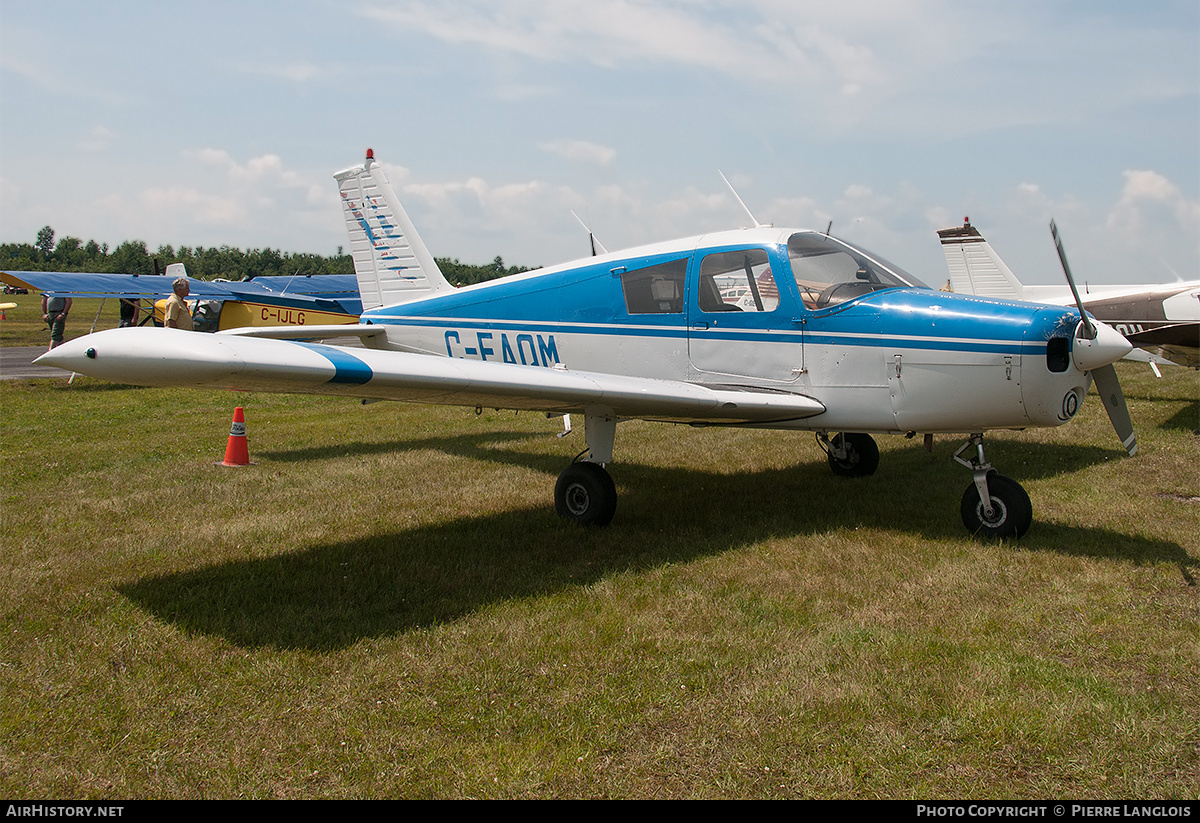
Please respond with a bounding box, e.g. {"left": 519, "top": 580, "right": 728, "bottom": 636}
{"left": 1073, "top": 320, "right": 1133, "bottom": 372}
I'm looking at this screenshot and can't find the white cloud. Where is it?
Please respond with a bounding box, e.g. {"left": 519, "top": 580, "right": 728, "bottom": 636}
{"left": 0, "top": 44, "right": 133, "bottom": 107}
{"left": 142, "top": 185, "right": 247, "bottom": 226}
{"left": 1108, "top": 170, "right": 1200, "bottom": 234}
{"left": 359, "top": 0, "right": 907, "bottom": 92}
{"left": 78, "top": 126, "right": 115, "bottom": 153}
{"left": 233, "top": 61, "right": 325, "bottom": 82}
{"left": 539, "top": 140, "right": 616, "bottom": 165}
{"left": 183, "top": 149, "right": 327, "bottom": 205}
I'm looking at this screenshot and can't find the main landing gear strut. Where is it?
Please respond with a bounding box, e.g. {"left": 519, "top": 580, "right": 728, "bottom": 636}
{"left": 954, "top": 433, "right": 1032, "bottom": 539}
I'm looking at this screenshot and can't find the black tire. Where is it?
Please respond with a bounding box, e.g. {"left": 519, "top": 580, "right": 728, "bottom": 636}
{"left": 827, "top": 432, "right": 880, "bottom": 477}
{"left": 554, "top": 462, "right": 617, "bottom": 526}
{"left": 960, "top": 472, "right": 1032, "bottom": 539}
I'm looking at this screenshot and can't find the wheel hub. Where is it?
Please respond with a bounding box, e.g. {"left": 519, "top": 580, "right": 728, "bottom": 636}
{"left": 977, "top": 496, "right": 1008, "bottom": 527}
{"left": 564, "top": 483, "right": 590, "bottom": 516}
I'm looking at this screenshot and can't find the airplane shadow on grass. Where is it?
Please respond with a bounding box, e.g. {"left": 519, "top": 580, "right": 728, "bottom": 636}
{"left": 119, "top": 431, "right": 1196, "bottom": 651}
{"left": 1161, "top": 400, "right": 1199, "bottom": 433}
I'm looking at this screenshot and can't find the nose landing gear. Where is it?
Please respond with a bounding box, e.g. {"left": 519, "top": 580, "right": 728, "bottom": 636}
{"left": 954, "top": 434, "right": 1032, "bottom": 539}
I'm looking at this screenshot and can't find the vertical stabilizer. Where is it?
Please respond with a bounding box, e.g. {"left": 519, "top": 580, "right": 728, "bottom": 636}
{"left": 937, "top": 220, "right": 1024, "bottom": 300}
{"left": 335, "top": 149, "right": 453, "bottom": 311}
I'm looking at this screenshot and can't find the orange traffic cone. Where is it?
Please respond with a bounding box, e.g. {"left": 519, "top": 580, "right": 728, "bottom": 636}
{"left": 218, "top": 407, "right": 253, "bottom": 466}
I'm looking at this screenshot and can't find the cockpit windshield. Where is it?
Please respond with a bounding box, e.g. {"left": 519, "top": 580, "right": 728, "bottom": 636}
{"left": 787, "top": 231, "right": 930, "bottom": 309}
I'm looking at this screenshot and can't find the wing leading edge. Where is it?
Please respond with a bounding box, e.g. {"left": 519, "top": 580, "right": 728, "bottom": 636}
{"left": 35, "top": 327, "right": 826, "bottom": 424}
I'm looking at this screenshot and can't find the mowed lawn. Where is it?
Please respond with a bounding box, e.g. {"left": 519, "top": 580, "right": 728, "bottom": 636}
{"left": 0, "top": 292, "right": 129, "bottom": 348}
{"left": 1, "top": 358, "right": 1196, "bottom": 798}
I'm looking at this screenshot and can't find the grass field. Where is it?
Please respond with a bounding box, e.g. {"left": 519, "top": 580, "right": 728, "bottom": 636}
{"left": 1, "top": 343, "right": 1197, "bottom": 797}
{"left": 0, "top": 292, "right": 131, "bottom": 348}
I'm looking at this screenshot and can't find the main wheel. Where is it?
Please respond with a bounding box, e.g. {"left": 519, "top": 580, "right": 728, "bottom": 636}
{"left": 960, "top": 472, "right": 1032, "bottom": 539}
{"left": 827, "top": 432, "right": 880, "bottom": 477}
{"left": 554, "top": 462, "right": 617, "bottom": 526}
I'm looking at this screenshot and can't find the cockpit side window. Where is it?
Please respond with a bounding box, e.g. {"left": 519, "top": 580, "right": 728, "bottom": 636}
{"left": 697, "top": 249, "right": 778, "bottom": 313}
{"left": 619, "top": 258, "right": 687, "bottom": 314}
{"left": 787, "top": 232, "right": 929, "bottom": 309}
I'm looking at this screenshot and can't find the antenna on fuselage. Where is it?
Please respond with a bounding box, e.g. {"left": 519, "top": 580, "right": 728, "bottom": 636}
{"left": 570, "top": 210, "right": 608, "bottom": 257}
{"left": 719, "top": 171, "right": 769, "bottom": 229}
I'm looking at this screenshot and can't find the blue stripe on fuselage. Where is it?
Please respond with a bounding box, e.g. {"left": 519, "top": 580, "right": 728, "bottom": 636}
{"left": 294, "top": 343, "right": 374, "bottom": 384}
{"left": 366, "top": 304, "right": 1060, "bottom": 357}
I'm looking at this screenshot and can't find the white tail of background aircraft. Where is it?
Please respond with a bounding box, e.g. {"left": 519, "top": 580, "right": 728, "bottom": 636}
{"left": 335, "top": 148, "right": 454, "bottom": 311}
{"left": 938, "top": 220, "right": 1028, "bottom": 300}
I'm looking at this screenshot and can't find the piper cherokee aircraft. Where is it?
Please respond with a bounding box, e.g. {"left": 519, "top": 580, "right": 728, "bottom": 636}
{"left": 938, "top": 219, "right": 1199, "bottom": 370}
{"left": 37, "top": 150, "right": 1139, "bottom": 538}
{"left": 0, "top": 266, "right": 362, "bottom": 332}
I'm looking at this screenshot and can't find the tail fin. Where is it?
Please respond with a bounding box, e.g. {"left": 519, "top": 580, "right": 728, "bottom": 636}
{"left": 937, "top": 220, "right": 1025, "bottom": 300}
{"left": 335, "top": 149, "right": 453, "bottom": 311}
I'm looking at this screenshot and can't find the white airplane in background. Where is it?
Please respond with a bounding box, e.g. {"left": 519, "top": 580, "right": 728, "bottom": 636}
{"left": 938, "top": 219, "right": 1199, "bottom": 371}
{"left": 39, "top": 150, "right": 1139, "bottom": 539}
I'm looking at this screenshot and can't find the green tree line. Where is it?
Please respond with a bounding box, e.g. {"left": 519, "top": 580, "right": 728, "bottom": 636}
{"left": 3, "top": 226, "right": 530, "bottom": 286}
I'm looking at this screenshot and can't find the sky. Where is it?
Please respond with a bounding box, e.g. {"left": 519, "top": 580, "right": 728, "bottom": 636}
{"left": 1, "top": 0, "right": 1197, "bottom": 286}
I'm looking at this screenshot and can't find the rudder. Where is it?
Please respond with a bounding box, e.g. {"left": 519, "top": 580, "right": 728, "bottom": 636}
{"left": 335, "top": 149, "right": 453, "bottom": 311}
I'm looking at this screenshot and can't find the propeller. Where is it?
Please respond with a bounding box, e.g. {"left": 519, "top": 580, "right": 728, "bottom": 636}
{"left": 1050, "top": 220, "right": 1138, "bottom": 456}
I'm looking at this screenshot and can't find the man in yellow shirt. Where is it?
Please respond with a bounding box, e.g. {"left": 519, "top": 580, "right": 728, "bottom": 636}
{"left": 163, "top": 277, "right": 193, "bottom": 331}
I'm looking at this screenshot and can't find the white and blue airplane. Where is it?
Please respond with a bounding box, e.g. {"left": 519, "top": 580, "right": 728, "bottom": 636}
{"left": 37, "top": 150, "right": 1138, "bottom": 538}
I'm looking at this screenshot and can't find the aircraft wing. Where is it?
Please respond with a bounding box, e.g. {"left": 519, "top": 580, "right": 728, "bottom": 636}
{"left": 2, "top": 270, "right": 238, "bottom": 300}
{"left": 36, "top": 327, "right": 826, "bottom": 425}
{"left": 237, "top": 274, "right": 360, "bottom": 297}
{"left": 216, "top": 324, "right": 388, "bottom": 341}
{"left": 221, "top": 275, "right": 363, "bottom": 314}
{"left": 1, "top": 270, "right": 361, "bottom": 315}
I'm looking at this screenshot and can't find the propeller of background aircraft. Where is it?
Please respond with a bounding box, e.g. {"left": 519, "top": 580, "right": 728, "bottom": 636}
{"left": 1050, "top": 220, "right": 1138, "bottom": 457}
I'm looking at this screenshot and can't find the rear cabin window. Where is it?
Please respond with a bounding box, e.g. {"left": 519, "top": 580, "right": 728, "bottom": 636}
{"left": 619, "top": 258, "right": 687, "bottom": 314}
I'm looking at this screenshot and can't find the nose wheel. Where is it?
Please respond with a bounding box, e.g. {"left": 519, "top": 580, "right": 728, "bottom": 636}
{"left": 954, "top": 435, "right": 1032, "bottom": 539}
{"left": 960, "top": 470, "right": 1032, "bottom": 538}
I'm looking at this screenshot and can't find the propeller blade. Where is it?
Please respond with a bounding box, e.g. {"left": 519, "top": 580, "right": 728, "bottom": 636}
{"left": 1050, "top": 220, "right": 1095, "bottom": 339}
{"left": 1092, "top": 363, "right": 1138, "bottom": 456}
{"left": 1049, "top": 220, "right": 1137, "bottom": 457}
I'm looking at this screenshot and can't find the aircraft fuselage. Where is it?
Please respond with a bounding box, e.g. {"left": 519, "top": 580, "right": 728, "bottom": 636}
{"left": 361, "top": 227, "right": 1095, "bottom": 436}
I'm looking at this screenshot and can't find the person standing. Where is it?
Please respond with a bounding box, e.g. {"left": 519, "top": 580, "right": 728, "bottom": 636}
{"left": 118, "top": 297, "right": 141, "bottom": 327}
{"left": 41, "top": 293, "right": 72, "bottom": 350}
{"left": 163, "top": 278, "right": 193, "bottom": 331}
